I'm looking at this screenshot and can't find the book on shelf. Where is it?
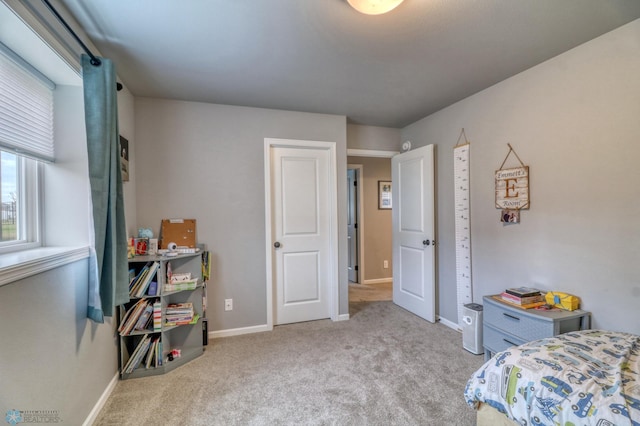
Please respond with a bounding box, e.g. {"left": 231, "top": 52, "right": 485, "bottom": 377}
{"left": 145, "top": 337, "right": 160, "bottom": 369}
{"left": 165, "top": 302, "right": 196, "bottom": 326}
{"left": 123, "top": 335, "right": 152, "bottom": 374}
{"left": 504, "top": 286, "right": 541, "bottom": 298}
{"left": 134, "top": 303, "right": 154, "bottom": 331}
{"left": 166, "top": 313, "right": 200, "bottom": 327}
{"left": 118, "top": 299, "right": 147, "bottom": 335}
{"left": 153, "top": 301, "right": 162, "bottom": 332}
{"left": 166, "top": 302, "right": 193, "bottom": 312}
{"left": 170, "top": 272, "right": 192, "bottom": 283}
{"left": 156, "top": 340, "right": 163, "bottom": 367}
{"left": 144, "top": 339, "right": 155, "bottom": 369}
{"left": 500, "top": 291, "right": 544, "bottom": 305}
{"left": 147, "top": 281, "right": 158, "bottom": 297}
{"left": 131, "top": 262, "right": 160, "bottom": 298}
{"left": 164, "top": 278, "right": 199, "bottom": 292}
{"left": 129, "top": 263, "right": 150, "bottom": 292}
{"left": 120, "top": 298, "right": 161, "bottom": 335}
{"left": 202, "top": 251, "right": 211, "bottom": 281}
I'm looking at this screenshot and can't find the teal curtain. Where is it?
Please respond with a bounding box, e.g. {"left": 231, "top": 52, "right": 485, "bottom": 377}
{"left": 82, "top": 54, "right": 129, "bottom": 323}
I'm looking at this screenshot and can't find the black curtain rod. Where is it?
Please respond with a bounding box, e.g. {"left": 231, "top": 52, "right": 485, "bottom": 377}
{"left": 40, "top": 0, "right": 122, "bottom": 91}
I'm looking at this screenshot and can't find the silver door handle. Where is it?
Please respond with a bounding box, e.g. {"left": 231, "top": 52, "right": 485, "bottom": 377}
{"left": 274, "top": 242, "right": 281, "bottom": 248}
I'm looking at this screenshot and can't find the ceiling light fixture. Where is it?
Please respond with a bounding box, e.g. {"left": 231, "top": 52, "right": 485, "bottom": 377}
{"left": 347, "top": 0, "right": 404, "bottom": 15}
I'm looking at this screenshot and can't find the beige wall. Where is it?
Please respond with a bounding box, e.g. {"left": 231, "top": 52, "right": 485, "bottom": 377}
{"left": 401, "top": 19, "right": 640, "bottom": 333}
{"left": 348, "top": 157, "right": 393, "bottom": 282}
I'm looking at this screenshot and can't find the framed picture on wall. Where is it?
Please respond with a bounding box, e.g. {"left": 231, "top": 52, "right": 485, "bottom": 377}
{"left": 120, "top": 135, "right": 129, "bottom": 182}
{"left": 378, "top": 180, "right": 392, "bottom": 209}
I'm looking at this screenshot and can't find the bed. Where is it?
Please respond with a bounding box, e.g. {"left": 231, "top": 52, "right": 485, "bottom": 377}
{"left": 465, "top": 330, "right": 640, "bottom": 425}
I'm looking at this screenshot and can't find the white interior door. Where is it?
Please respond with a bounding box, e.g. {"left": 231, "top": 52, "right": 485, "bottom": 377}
{"left": 392, "top": 144, "right": 436, "bottom": 322}
{"left": 270, "top": 143, "right": 333, "bottom": 325}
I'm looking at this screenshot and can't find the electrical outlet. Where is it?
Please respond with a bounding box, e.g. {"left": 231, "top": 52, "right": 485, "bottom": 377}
{"left": 383, "top": 260, "right": 389, "bottom": 269}
{"left": 225, "top": 299, "right": 233, "bottom": 311}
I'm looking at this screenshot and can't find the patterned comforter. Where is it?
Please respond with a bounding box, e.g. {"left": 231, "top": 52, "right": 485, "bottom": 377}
{"left": 465, "top": 330, "right": 640, "bottom": 425}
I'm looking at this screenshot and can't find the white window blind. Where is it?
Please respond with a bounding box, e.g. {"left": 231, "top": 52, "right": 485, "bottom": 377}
{"left": 0, "top": 45, "right": 55, "bottom": 162}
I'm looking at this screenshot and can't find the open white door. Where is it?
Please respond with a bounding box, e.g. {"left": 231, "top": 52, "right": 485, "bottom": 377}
{"left": 392, "top": 144, "right": 436, "bottom": 322}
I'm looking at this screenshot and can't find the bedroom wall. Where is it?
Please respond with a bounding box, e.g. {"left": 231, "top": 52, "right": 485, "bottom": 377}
{"left": 347, "top": 124, "right": 400, "bottom": 151}
{"left": 0, "top": 81, "right": 137, "bottom": 425}
{"left": 134, "top": 99, "right": 347, "bottom": 331}
{"left": 401, "top": 19, "right": 640, "bottom": 334}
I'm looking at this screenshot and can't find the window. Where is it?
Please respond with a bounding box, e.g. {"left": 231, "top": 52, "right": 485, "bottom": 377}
{"left": 0, "top": 2, "right": 89, "bottom": 285}
{"left": 0, "top": 151, "right": 17, "bottom": 242}
{"left": 0, "top": 44, "right": 52, "bottom": 254}
{"left": 0, "top": 151, "right": 41, "bottom": 253}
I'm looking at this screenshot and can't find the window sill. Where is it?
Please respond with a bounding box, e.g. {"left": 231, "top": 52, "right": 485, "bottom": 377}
{"left": 0, "top": 246, "right": 90, "bottom": 287}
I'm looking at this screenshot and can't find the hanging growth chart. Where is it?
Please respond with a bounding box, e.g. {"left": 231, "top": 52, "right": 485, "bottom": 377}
{"left": 454, "top": 131, "right": 472, "bottom": 328}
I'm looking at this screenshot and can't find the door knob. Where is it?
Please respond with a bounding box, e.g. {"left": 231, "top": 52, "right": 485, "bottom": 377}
{"left": 274, "top": 241, "right": 281, "bottom": 248}
{"left": 423, "top": 240, "right": 430, "bottom": 246}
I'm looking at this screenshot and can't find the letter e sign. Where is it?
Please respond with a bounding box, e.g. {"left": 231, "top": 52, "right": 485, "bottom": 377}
{"left": 495, "top": 166, "right": 529, "bottom": 209}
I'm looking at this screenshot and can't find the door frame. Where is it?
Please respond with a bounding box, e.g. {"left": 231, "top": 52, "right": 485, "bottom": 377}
{"left": 264, "top": 138, "right": 339, "bottom": 329}
{"left": 346, "top": 149, "right": 397, "bottom": 291}
{"left": 347, "top": 164, "right": 363, "bottom": 284}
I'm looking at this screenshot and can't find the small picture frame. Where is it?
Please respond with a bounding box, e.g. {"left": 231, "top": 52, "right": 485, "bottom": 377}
{"left": 378, "top": 180, "right": 392, "bottom": 209}
{"left": 500, "top": 209, "right": 520, "bottom": 224}
{"left": 134, "top": 237, "right": 148, "bottom": 255}
{"left": 120, "top": 135, "right": 129, "bottom": 182}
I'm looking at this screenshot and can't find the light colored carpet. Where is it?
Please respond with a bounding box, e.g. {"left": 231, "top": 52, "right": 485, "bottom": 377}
{"left": 95, "top": 302, "right": 484, "bottom": 425}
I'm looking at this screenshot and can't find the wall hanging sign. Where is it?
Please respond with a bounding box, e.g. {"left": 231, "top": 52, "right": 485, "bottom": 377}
{"left": 495, "top": 143, "right": 529, "bottom": 223}
{"left": 453, "top": 128, "right": 473, "bottom": 327}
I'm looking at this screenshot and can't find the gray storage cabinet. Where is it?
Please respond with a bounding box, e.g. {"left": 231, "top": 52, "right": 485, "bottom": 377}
{"left": 119, "top": 252, "right": 204, "bottom": 379}
{"left": 483, "top": 295, "right": 590, "bottom": 361}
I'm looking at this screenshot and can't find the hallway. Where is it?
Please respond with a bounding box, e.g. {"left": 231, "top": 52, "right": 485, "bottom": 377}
{"left": 348, "top": 281, "right": 392, "bottom": 302}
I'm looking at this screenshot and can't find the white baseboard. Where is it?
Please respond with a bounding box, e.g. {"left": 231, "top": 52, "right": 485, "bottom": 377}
{"left": 209, "top": 313, "right": 353, "bottom": 337}
{"left": 438, "top": 315, "right": 461, "bottom": 332}
{"left": 83, "top": 372, "right": 118, "bottom": 426}
{"left": 335, "top": 313, "right": 350, "bottom": 321}
{"left": 362, "top": 278, "right": 392, "bottom": 284}
{"left": 210, "top": 323, "right": 271, "bottom": 339}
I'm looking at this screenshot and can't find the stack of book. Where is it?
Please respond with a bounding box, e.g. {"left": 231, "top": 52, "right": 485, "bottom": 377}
{"left": 119, "top": 299, "right": 161, "bottom": 335}
{"left": 129, "top": 261, "right": 160, "bottom": 297}
{"left": 165, "top": 302, "right": 198, "bottom": 326}
{"left": 500, "top": 287, "right": 545, "bottom": 308}
{"left": 122, "top": 335, "right": 162, "bottom": 374}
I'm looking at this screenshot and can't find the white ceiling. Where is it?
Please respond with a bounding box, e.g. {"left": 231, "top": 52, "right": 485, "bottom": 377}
{"left": 58, "top": 0, "right": 640, "bottom": 128}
